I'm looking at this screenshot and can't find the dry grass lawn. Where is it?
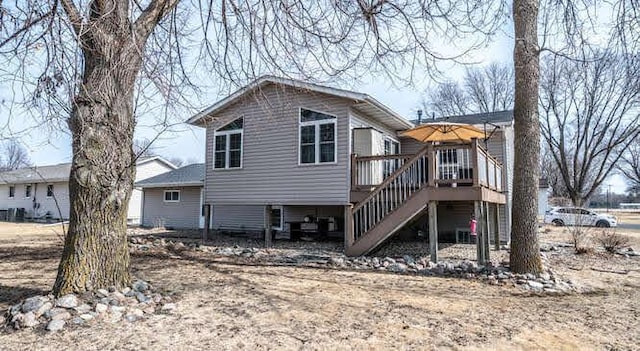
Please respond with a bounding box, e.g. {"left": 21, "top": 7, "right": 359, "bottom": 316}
{"left": 0, "top": 222, "right": 639, "bottom": 350}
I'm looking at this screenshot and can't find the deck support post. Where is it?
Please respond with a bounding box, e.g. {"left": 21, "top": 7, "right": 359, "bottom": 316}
{"left": 494, "top": 203, "right": 501, "bottom": 250}
{"left": 474, "top": 201, "right": 488, "bottom": 265}
{"left": 483, "top": 201, "right": 491, "bottom": 262}
{"left": 428, "top": 201, "right": 438, "bottom": 263}
{"left": 264, "top": 205, "right": 272, "bottom": 248}
{"left": 344, "top": 204, "right": 354, "bottom": 250}
{"left": 203, "top": 204, "right": 211, "bottom": 242}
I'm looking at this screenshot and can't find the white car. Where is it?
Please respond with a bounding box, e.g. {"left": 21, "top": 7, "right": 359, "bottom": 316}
{"left": 544, "top": 207, "right": 617, "bottom": 228}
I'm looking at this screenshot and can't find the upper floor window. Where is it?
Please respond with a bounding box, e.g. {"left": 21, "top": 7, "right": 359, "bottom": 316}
{"left": 299, "top": 109, "right": 336, "bottom": 164}
{"left": 8, "top": 186, "right": 15, "bottom": 199}
{"left": 214, "top": 117, "right": 243, "bottom": 169}
{"left": 25, "top": 184, "right": 32, "bottom": 198}
{"left": 47, "top": 184, "right": 54, "bottom": 197}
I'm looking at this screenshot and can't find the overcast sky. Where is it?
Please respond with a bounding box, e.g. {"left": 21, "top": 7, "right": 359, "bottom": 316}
{"left": 0, "top": 21, "right": 629, "bottom": 194}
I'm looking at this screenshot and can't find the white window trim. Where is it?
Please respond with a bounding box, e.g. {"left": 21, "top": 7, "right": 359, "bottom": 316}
{"left": 298, "top": 108, "right": 338, "bottom": 166}
{"left": 8, "top": 185, "right": 15, "bottom": 199}
{"left": 163, "top": 190, "right": 181, "bottom": 203}
{"left": 271, "top": 205, "right": 283, "bottom": 231}
{"left": 46, "top": 184, "right": 54, "bottom": 198}
{"left": 24, "top": 184, "right": 32, "bottom": 199}
{"left": 213, "top": 118, "right": 244, "bottom": 170}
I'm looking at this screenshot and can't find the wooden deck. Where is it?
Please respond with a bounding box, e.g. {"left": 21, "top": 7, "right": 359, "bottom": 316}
{"left": 345, "top": 139, "right": 506, "bottom": 257}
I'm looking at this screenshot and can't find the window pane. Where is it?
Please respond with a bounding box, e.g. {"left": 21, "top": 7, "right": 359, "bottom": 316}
{"left": 301, "top": 145, "right": 315, "bottom": 163}
{"left": 172, "top": 192, "right": 180, "bottom": 201}
{"left": 47, "top": 185, "right": 54, "bottom": 197}
{"left": 229, "top": 133, "right": 242, "bottom": 150}
{"left": 217, "top": 117, "right": 243, "bottom": 131}
{"left": 300, "top": 109, "right": 336, "bottom": 122}
{"left": 214, "top": 151, "right": 226, "bottom": 168}
{"left": 320, "top": 143, "right": 335, "bottom": 162}
{"left": 215, "top": 135, "right": 226, "bottom": 151}
{"left": 229, "top": 150, "right": 241, "bottom": 168}
{"left": 319, "top": 123, "right": 334, "bottom": 142}
{"left": 301, "top": 125, "right": 315, "bottom": 144}
{"left": 164, "top": 192, "right": 171, "bottom": 201}
{"left": 9, "top": 187, "right": 14, "bottom": 197}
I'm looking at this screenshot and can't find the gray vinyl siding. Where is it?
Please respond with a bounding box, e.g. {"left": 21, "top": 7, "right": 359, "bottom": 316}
{"left": 142, "top": 187, "right": 202, "bottom": 229}
{"left": 204, "top": 84, "right": 352, "bottom": 205}
{"left": 399, "top": 137, "right": 425, "bottom": 155}
{"left": 0, "top": 182, "right": 70, "bottom": 220}
{"left": 212, "top": 204, "right": 265, "bottom": 231}
{"left": 130, "top": 160, "right": 175, "bottom": 223}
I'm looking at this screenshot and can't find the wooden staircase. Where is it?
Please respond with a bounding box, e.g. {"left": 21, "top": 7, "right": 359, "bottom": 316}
{"left": 346, "top": 146, "right": 431, "bottom": 256}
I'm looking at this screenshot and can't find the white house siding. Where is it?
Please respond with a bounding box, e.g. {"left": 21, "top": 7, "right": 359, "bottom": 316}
{"left": 129, "top": 160, "right": 175, "bottom": 224}
{"left": 538, "top": 188, "right": 549, "bottom": 217}
{"left": 141, "top": 187, "right": 202, "bottom": 229}
{"left": 211, "top": 204, "right": 266, "bottom": 232}
{"left": 0, "top": 182, "right": 70, "bottom": 220}
{"left": 204, "top": 83, "right": 352, "bottom": 206}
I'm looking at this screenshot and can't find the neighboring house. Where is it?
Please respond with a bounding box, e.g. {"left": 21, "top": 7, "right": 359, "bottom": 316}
{"left": 0, "top": 156, "right": 175, "bottom": 222}
{"left": 188, "top": 76, "right": 509, "bottom": 256}
{"left": 538, "top": 178, "right": 550, "bottom": 217}
{"left": 136, "top": 163, "right": 205, "bottom": 229}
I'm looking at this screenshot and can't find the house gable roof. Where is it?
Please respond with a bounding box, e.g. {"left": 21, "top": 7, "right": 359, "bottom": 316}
{"left": 0, "top": 157, "right": 178, "bottom": 185}
{"left": 187, "top": 75, "right": 414, "bottom": 131}
{"left": 135, "top": 163, "right": 205, "bottom": 188}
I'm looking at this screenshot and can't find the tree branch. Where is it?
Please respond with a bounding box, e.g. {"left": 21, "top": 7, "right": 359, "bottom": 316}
{"left": 59, "top": 0, "right": 84, "bottom": 37}
{"left": 133, "top": 0, "right": 181, "bottom": 42}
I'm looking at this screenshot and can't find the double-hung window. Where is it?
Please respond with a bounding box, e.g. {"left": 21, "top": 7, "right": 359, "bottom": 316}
{"left": 299, "top": 109, "right": 337, "bottom": 164}
{"left": 214, "top": 117, "right": 243, "bottom": 169}
{"left": 8, "top": 186, "right": 15, "bottom": 199}
{"left": 47, "top": 184, "right": 54, "bottom": 197}
{"left": 25, "top": 184, "right": 32, "bottom": 198}
{"left": 164, "top": 190, "right": 180, "bottom": 202}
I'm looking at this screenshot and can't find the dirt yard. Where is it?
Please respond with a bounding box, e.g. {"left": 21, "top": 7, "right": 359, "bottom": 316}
{"left": 1, "top": 222, "right": 639, "bottom": 350}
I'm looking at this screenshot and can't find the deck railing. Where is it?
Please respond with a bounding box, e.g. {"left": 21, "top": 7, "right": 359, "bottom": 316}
{"left": 351, "top": 146, "right": 430, "bottom": 242}
{"left": 351, "top": 139, "right": 503, "bottom": 192}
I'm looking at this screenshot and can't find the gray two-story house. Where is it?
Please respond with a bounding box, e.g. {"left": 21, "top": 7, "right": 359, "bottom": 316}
{"left": 188, "top": 76, "right": 511, "bottom": 257}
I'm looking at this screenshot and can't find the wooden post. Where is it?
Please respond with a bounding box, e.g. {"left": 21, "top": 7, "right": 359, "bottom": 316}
{"left": 351, "top": 154, "right": 358, "bottom": 190}
{"left": 494, "top": 203, "right": 501, "bottom": 250}
{"left": 203, "top": 204, "right": 211, "bottom": 242}
{"left": 471, "top": 138, "right": 480, "bottom": 187}
{"left": 428, "top": 201, "right": 438, "bottom": 263}
{"left": 344, "top": 204, "right": 354, "bottom": 250}
{"left": 483, "top": 202, "right": 491, "bottom": 262}
{"left": 264, "top": 205, "right": 272, "bottom": 248}
{"left": 427, "top": 143, "right": 436, "bottom": 187}
{"left": 474, "top": 201, "right": 484, "bottom": 264}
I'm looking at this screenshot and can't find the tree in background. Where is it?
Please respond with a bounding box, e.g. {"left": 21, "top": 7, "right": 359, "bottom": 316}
{"left": 539, "top": 52, "right": 640, "bottom": 207}
{"left": 424, "top": 63, "right": 513, "bottom": 116}
{"left": 1, "top": 0, "right": 506, "bottom": 294}
{"left": 619, "top": 140, "right": 640, "bottom": 195}
{"left": 0, "top": 140, "right": 31, "bottom": 171}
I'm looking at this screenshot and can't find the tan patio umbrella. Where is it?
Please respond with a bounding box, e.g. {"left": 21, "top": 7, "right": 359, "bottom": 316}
{"left": 400, "top": 122, "right": 485, "bottom": 143}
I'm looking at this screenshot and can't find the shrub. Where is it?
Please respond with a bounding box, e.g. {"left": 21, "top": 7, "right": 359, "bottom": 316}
{"left": 596, "top": 230, "right": 630, "bottom": 253}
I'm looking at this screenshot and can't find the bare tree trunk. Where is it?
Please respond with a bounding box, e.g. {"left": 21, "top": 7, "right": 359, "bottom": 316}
{"left": 53, "top": 29, "right": 142, "bottom": 295}
{"left": 510, "top": 0, "right": 543, "bottom": 274}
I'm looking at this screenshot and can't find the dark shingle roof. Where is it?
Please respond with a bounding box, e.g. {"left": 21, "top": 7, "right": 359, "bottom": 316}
{"left": 135, "top": 163, "right": 205, "bottom": 188}
{"left": 0, "top": 164, "right": 71, "bottom": 185}
{"left": 410, "top": 110, "right": 514, "bottom": 126}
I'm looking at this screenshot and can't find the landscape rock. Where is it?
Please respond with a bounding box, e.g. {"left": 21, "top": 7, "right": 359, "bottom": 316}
{"left": 46, "top": 319, "right": 65, "bottom": 332}
{"left": 16, "top": 312, "right": 39, "bottom": 328}
{"left": 56, "top": 294, "right": 79, "bottom": 309}
{"left": 45, "top": 307, "right": 69, "bottom": 319}
{"left": 96, "top": 289, "right": 109, "bottom": 298}
{"left": 527, "top": 281, "right": 544, "bottom": 290}
{"left": 21, "top": 296, "right": 46, "bottom": 313}
{"left": 50, "top": 311, "right": 72, "bottom": 321}
{"left": 387, "top": 263, "right": 407, "bottom": 273}
{"left": 35, "top": 302, "right": 53, "bottom": 317}
{"left": 95, "top": 303, "right": 108, "bottom": 313}
{"left": 132, "top": 280, "right": 150, "bottom": 292}
{"left": 79, "top": 313, "right": 94, "bottom": 321}
{"left": 75, "top": 304, "right": 92, "bottom": 314}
